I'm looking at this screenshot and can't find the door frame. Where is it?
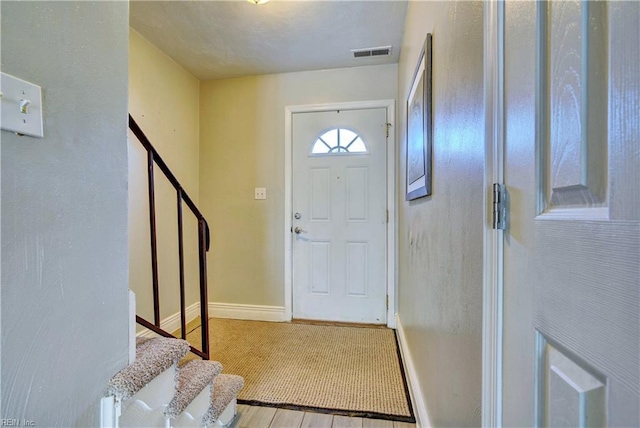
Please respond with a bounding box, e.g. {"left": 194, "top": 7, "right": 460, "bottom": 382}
{"left": 482, "top": 0, "right": 505, "bottom": 426}
{"left": 284, "top": 99, "right": 397, "bottom": 328}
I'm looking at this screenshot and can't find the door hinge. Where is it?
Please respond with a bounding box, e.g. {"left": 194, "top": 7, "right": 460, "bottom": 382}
{"left": 385, "top": 122, "right": 392, "bottom": 138}
{"left": 386, "top": 209, "right": 389, "bottom": 223}
{"left": 386, "top": 296, "right": 389, "bottom": 309}
{"left": 493, "top": 183, "right": 507, "bottom": 230}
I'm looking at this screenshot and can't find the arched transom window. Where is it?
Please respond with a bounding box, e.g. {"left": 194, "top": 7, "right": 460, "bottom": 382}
{"left": 311, "top": 128, "right": 368, "bottom": 155}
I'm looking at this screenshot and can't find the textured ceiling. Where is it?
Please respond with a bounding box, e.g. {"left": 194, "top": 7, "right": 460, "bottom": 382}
{"left": 130, "top": 0, "right": 408, "bottom": 81}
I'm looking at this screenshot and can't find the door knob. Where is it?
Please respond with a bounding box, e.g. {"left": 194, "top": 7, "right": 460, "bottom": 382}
{"left": 294, "top": 226, "right": 307, "bottom": 234}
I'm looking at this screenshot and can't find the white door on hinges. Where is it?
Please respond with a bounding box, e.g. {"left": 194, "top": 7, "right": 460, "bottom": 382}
{"left": 501, "top": 1, "right": 639, "bottom": 426}
{"left": 292, "top": 108, "right": 388, "bottom": 324}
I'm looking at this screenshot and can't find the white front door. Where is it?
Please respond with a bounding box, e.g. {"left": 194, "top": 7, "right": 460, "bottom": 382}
{"left": 502, "top": 1, "right": 639, "bottom": 426}
{"left": 292, "top": 108, "right": 388, "bottom": 324}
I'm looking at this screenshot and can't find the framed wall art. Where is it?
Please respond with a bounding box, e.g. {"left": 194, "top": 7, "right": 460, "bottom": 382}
{"left": 406, "top": 33, "right": 432, "bottom": 200}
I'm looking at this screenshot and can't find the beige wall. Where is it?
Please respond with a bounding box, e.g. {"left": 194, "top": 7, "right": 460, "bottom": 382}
{"left": 199, "top": 64, "right": 397, "bottom": 306}
{"left": 396, "top": 2, "right": 484, "bottom": 426}
{"left": 129, "top": 29, "right": 201, "bottom": 328}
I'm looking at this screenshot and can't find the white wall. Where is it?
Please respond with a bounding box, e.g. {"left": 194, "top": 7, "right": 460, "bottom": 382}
{"left": 129, "top": 29, "right": 201, "bottom": 329}
{"left": 1, "top": 2, "right": 129, "bottom": 425}
{"left": 199, "top": 64, "right": 397, "bottom": 307}
{"left": 396, "top": 2, "right": 484, "bottom": 426}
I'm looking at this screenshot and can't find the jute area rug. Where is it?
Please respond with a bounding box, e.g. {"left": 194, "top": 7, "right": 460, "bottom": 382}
{"left": 185, "top": 318, "right": 414, "bottom": 422}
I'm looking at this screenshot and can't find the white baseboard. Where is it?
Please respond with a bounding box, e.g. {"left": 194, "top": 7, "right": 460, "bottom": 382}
{"left": 208, "top": 302, "right": 286, "bottom": 322}
{"left": 136, "top": 302, "right": 287, "bottom": 338}
{"left": 165, "top": 302, "right": 201, "bottom": 332}
{"left": 136, "top": 302, "right": 201, "bottom": 339}
{"left": 396, "top": 315, "right": 432, "bottom": 428}
{"left": 137, "top": 329, "right": 156, "bottom": 339}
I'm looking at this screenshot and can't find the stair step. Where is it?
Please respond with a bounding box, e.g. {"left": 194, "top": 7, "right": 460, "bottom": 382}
{"left": 107, "top": 337, "right": 190, "bottom": 400}
{"left": 203, "top": 374, "right": 244, "bottom": 425}
{"left": 166, "top": 360, "right": 223, "bottom": 419}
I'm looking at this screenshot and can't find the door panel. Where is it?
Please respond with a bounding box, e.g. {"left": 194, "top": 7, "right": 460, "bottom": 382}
{"left": 310, "top": 168, "right": 331, "bottom": 221}
{"left": 310, "top": 241, "right": 330, "bottom": 294}
{"left": 346, "top": 242, "right": 368, "bottom": 297}
{"left": 541, "top": 341, "right": 606, "bottom": 428}
{"left": 541, "top": 0, "right": 608, "bottom": 211}
{"left": 292, "top": 108, "right": 387, "bottom": 323}
{"left": 503, "top": 1, "right": 639, "bottom": 426}
{"left": 346, "top": 166, "right": 368, "bottom": 221}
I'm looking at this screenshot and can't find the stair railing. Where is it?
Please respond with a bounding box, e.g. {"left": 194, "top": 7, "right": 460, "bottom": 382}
{"left": 129, "top": 114, "right": 210, "bottom": 360}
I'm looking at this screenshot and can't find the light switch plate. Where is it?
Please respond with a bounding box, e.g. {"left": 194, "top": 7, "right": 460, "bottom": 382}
{"left": 255, "top": 188, "right": 267, "bottom": 200}
{"left": 1, "top": 72, "right": 44, "bottom": 138}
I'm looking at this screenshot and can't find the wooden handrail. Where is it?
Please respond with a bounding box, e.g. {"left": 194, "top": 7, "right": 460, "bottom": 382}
{"left": 130, "top": 114, "right": 210, "bottom": 360}
{"left": 129, "top": 116, "right": 208, "bottom": 228}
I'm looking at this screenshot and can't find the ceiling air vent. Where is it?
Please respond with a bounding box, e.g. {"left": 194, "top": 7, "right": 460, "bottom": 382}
{"left": 351, "top": 46, "right": 392, "bottom": 59}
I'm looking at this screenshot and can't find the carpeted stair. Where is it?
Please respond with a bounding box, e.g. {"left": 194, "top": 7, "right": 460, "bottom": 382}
{"left": 105, "top": 336, "right": 244, "bottom": 428}
{"left": 203, "top": 374, "right": 245, "bottom": 425}
{"left": 108, "top": 337, "right": 189, "bottom": 401}
{"left": 167, "top": 360, "right": 223, "bottom": 419}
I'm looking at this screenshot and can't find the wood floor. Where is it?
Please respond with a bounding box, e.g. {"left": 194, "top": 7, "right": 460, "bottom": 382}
{"left": 230, "top": 405, "right": 416, "bottom": 428}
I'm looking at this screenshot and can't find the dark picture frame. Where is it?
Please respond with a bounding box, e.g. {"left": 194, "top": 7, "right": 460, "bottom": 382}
{"left": 406, "top": 33, "right": 432, "bottom": 200}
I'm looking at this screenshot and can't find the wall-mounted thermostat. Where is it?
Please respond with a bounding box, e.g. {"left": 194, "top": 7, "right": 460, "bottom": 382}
{"left": 1, "top": 72, "right": 44, "bottom": 138}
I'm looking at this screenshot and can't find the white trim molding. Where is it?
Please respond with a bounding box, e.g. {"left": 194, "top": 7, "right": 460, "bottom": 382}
{"left": 208, "top": 302, "right": 286, "bottom": 322}
{"left": 385, "top": 101, "right": 397, "bottom": 329}
{"left": 99, "top": 395, "right": 121, "bottom": 428}
{"left": 136, "top": 302, "right": 287, "bottom": 339}
{"left": 161, "top": 302, "right": 202, "bottom": 334}
{"left": 284, "top": 99, "right": 397, "bottom": 328}
{"left": 136, "top": 302, "right": 201, "bottom": 339}
{"left": 396, "top": 315, "right": 431, "bottom": 428}
{"left": 482, "top": 0, "right": 505, "bottom": 426}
